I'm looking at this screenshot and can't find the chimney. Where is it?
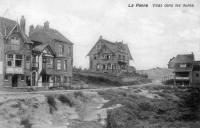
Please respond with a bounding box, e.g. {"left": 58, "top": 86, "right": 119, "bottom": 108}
{"left": 44, "top": 21, "right": 49, "bottom": 30}
{"left": 20, "top": 15, "right": 26, "bottom": 33}
{"left": 29, "top": 25, "right": 34, "bottom": 36}
{"left": 99, "top": 35, "right": 103, "bottom": 40}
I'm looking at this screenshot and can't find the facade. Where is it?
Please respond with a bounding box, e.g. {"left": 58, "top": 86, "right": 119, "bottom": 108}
{"left": 87, "top": 36, "right": 133, "bottom": 74}
{"left": 169, "top": 53, "right": 200, "bottom": 86}
{"left": 173, "top": 54, "right": 194, "bottom": 86}
{"left": 0, "top": 16, "right": 73, "bottom": 88}
{"left": 0, "top": 16, "right": 33, "bottom": 87}
{"left": 29, "top": 21, "right": 73, "bottom": 87}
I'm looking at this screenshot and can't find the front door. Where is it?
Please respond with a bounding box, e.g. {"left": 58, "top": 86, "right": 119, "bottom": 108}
{"left": 12, "top": 75, "right": 18, "bottom": 87}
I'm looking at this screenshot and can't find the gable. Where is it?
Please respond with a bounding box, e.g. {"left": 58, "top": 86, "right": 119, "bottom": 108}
{"left": 98, "top": 44, "right": 114, "bottom": 55}
{"left": 87, "top": 40, "right": 101, "bottom": 56}
{"left": 43, "top": 47, "right": 54, "bottom": 57}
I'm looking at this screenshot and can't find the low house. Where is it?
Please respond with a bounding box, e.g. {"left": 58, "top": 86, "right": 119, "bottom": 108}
{"left": 0, "top": 16, "right": 33, "bottom": 87}
{"left": 29, "top": 21, "right": 73, "bottom": 87}
{"left": 87, "top": 36, "right": 133, "bottom": 74}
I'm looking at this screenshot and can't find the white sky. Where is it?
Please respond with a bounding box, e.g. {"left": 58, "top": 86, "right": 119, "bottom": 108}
{"left": 0, "top": 0, "right": 200, "bottom": 70}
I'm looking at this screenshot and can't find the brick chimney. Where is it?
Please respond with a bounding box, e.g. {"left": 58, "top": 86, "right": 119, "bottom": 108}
{"left": 29, "top": 25, "right": 34, "bottom": 36}
{"left": 20, "top": 15, "right": 26, "bottom": 33}
{"left": 44, "top": 21, "right": 49, "bottom": 30}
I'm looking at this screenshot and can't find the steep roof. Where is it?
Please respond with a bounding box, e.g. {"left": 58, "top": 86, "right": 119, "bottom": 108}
{"left": 174, "top": 53, "right": 194, "bottom": 63}
{"left": 30, "top": 25, "right": 73, "bottom": 45}
{"left": 0, "top": 17, "right": 32, "bottom": 44}
{"left": 33, "top": 43, "right": 55, "bottom": 56}
{"left": 87, "top": 37, "right": 133, "bottom": 60}
{"left": 0, "top": 17, "right": 17, "bottom": 36}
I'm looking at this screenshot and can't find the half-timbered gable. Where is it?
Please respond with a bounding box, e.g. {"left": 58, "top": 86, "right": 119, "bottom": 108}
{"left": 87, "top": 36, "right": 133, "bottom": 74}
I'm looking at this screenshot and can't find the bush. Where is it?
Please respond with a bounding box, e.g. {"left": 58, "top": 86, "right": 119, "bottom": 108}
{"left": 46, "top": 95, "right": 57, "bottom": 114}
{"left": 20, "top": 118, "right": 32, "bottom": 128}
{"left": 58, "top": 94, "right": 74, "bottom": 107}
{"left": 74, "top": 91, "right": 84, "bottom": 98}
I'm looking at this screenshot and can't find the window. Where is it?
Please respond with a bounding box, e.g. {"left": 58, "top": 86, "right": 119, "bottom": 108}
{"left": 25, "top": 56, "right": 30, "bottom": 69}
{"left": 7, "top": 54, "right": 14, "bottom": 67}
{"left": 94, "top": 55, "right": 97, "bottom": 60}
{"left": 64, "top": 60, "right": 67, "bottom": 71}
{"left": 96, "top": 64, "right": 100, "bottom": 71}
{"left": 10, "top": 36, "right": 20, "bottom": 45}
{"left": 55, "top": 76, "right": 61, "bottom": 82}
{"left": 64, "top": 76, "right": 68, "bottom": 83}
{"left": 119, "top": 55, "right": 121, "bottom": 60}
{"left": 15, "top": 55, "right": 23, "bottom": 67}
{"left": 57, "top": 60, "right": 61, "bottom": 70}
{"left": 47, "top": 58, "right": 53, "bottom": 68}
{"left": 123, "top": 56, "right": 125, "bottom": 61}
{"left": 4, "top": 74, "right": 9, "bottom": 81}
{"left": 58, "top": 44, "right": 64, "bottom": 56}
{"left": 67, "top": 47, "right": 71, "bottom": 56}
{"left": 21, "top": 75, "right": 25, "bottom": 81}
{"left": 96, "top": 44, "right": 101, "bottom": 50}
{"left": 180, "top": 64, "right": 186, "bottom": 68}
{"left": 196, "top": 73, "right": 199, "bottom": 77}
{"left": 107, "top": 63, "right": 111, "bottom": 70}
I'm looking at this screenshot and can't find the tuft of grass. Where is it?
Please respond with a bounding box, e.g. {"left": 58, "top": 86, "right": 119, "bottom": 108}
{"left": 58, "top": 94, "right": 74, "bottom": 107}
{"left": 20, "top": 118, "right": 32, "bottom": 128}
{"left": 46, "top": 95, "right": 57, "bottom": 114}
{"left": 74, "top": 91, "right": 84, "bottom": 98}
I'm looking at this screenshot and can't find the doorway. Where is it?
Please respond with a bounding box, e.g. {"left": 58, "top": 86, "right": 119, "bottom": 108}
{"left": 32, "top": 72, "right": 36, "bottom": 86}
{"left": 12, "top": 75, "right": 18, "bottom": 87}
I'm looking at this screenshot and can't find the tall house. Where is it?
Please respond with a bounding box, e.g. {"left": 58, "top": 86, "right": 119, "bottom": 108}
{"left": 29, "top": 21, "right": 73, "bottom": 87}
{"left": 87, "top": 36, "right": 133, "bottom": 74}
{"left": 172, "top": 53, "right": 194, "bottom": 86}
{"left": 0, "top": 16, "right": 33, "bottom": 87}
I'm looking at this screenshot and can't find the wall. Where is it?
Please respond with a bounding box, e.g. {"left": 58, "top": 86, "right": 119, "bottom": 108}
{"left": 192, "top": 71, "right": 200, "bottom": 86}
{"left": 0, "top": 35, "right": 4, "bottom": 87}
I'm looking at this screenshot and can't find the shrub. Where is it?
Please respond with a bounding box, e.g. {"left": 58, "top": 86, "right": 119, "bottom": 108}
{"left": 58, "top": 94, "right": 74, "bottom": 107}
{"left": 74, "top": 91, "right": 84, "bottom": 98}
{"left": 20, "top": 118, "right": 32, "bottom": 128}
{"left": 46, "top": 95, "right": 57, "bottom": 114}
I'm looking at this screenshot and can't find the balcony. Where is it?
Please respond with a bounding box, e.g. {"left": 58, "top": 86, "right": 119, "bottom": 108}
{"left": 175, "top": 76, "right": 189, "bottom": 80}
{"left": 6, "top": 67, "right": 23, "bottom": 74}
{"left": 5, "top": 44, "right": 21, "bottom": 51}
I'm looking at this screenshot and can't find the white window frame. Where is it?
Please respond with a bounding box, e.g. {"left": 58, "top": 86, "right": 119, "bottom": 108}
{"left": 57, "top": 60, "right": 62, "bottom": 70}
{"left": 58, "top": 44, "right": 64, "bottom": 56}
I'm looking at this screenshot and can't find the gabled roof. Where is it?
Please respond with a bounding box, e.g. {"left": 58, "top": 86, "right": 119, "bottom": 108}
{"left": 175, "top": 53, "right": 194, "bottom": 63}
{"left": 0, "top": 17, "right": 17, "bottom": 36}
{"left": 30, "top": 25, "right": 73, "bottom": 45}
{"left": 0, "top": 17, "right": 32, "bottom": 44}
{"left": 33, "top": 43, "right": 55, "bottom": 56}
{"left": 87, "top": 36, "right": 133, "bottom": 60}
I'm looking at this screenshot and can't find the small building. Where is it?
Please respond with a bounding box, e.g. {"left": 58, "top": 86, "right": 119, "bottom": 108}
{"left": 87, "top": 36, "right": 134, "bottom": 74}
{"left": 29, "top": 21, "right": 73, "bottom": 87}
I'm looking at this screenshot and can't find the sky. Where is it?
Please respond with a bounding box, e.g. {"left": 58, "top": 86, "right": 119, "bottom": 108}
{"left": 0, "top": 0, "right": 200, "bottom": 70}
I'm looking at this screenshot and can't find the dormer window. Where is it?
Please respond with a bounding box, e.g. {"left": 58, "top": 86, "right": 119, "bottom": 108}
{"left": 10, "top": 36, "right": 20, "bottom": 45}
{"left": 180, "top": 64, "right": 187, "bottom": 68}
{"left": 58, "top": 44, "right": 64, "bottom": 56}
